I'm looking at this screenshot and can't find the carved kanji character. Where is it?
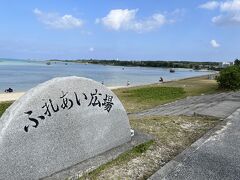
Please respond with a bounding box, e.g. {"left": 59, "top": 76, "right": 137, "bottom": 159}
{"left": 102, "top": 95, "right": 114, "bottom": 112}
{"left": 88, "top": 89, "right": 102, "bottom": 107}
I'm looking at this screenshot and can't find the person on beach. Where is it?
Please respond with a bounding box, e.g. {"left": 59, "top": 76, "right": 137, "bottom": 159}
{"left": 159, "top": 77, "right": 164, "bottom": 83}
{"left": 127, "top": 81, "right": 130, "bottom": 86}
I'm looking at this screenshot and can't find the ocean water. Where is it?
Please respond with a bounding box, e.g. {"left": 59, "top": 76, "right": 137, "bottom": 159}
{"left": 0, "top": 59, "right": 214, "bottom": 92}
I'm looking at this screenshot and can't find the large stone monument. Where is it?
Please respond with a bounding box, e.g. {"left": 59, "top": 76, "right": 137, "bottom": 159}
{"left": 0, "top": 76, "right": 131, "bottom": 179}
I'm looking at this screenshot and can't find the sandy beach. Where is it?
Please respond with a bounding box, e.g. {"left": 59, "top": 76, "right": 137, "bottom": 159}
{"left": 0, "top": 86, "right": 128, "bottom": 103}
{"left": 0, "top": 92, "right": 25, "bottom": 102}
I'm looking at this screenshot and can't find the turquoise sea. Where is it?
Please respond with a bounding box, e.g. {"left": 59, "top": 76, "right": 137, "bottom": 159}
{"left": 0, "top": 58, "right": 214, "bottom": 92}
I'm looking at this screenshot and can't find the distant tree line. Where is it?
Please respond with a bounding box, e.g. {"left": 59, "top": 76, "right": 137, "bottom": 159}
{"left": 49, "top": 59, "right": 220, "bottom": 70}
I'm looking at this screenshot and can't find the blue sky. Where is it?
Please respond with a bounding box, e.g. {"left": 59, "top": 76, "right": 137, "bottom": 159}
{"left": 0, "top": 0, "right": 239, "bottom": 61}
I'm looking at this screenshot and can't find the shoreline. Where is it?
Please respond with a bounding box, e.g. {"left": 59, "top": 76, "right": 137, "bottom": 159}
{"left": 0, "top": 74, "right": 216, "bottom": 103}
{"left": 0, "top": 92, "right": 25, "bottom": 103}
{"left": 0, "top": 86, "right": 126, "bottom": 103}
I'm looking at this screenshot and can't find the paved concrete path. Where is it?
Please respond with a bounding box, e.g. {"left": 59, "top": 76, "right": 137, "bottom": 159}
{"left": 149, "top": 108, "right": 240, "bottom": 180}
{"left": 136, "top": 91, "right": 240, "bottom": 119}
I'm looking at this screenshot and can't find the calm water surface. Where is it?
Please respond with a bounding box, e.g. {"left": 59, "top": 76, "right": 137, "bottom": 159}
{"left": 0, "top": 59, "right": 214, "bottom": 92}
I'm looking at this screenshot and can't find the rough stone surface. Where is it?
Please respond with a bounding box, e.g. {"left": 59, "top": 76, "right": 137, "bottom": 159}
{"left": 135, "top": 91, "right": 240, "bottom": 119}
{"left": 0, "top": 76, "right": 131, "bottom": 180}
{"left": 149, "top": 108, "right": 240, "bottom": 180}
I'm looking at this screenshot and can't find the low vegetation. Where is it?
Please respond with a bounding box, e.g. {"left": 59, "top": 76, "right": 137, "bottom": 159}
{"left": 216, "top": 62, "right": 240, "bottom": 90}
{"left": 161, "top": 75, "right": 220, "bottom": 96}
{"left": 114, "top": 75, "right": 220, "bottom": 113}
{"left": 130, "top": 115, "right": 218, "bottom": 148}
{"left": 79, "top": 140, "right": 154, "bottom": 180}
{"left": 0, "top": 101, "right": 12, "bottom": 117}
{"left": 114, "top": 86, "right": 185, "bottom": 113}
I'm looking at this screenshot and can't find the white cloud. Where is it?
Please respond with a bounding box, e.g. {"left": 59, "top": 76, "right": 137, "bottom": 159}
{"left": 199, "top": 1, "right": 220, "bottom": 10}
{"left": 33, "top": 8, "right": 83, "bottom": 29}
{"left": 200, "top": 0, "right": 240, "bottom": 25}
{"left": 96, "top": 9, "right": 178, "bottom": 32}
{"left": 210, "top": 39, "right": 220, "bottom": 47}
{"left": 89, "top": 47, "right": 94, "bottom": 52}
{"left": 100, "top": 9, "right": 137, "bottom": 30}
{"left": 212, "top": 13, "right": 240, "bottom": 24}
{"left": 220, "top": 0, "right": 240, "bottom": 12}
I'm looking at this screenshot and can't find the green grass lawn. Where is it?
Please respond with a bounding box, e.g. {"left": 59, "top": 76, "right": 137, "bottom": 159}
{"left": 114, "top": 86, "right": 185, "bottom": 113}
{"left": 0, "top": 101, "right": 12, "bottom": 117}
{"left": 114, "top": 75, "right": 221, "bottom": 113}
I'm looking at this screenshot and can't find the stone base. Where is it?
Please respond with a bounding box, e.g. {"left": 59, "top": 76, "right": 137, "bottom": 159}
{"left": 42, "top": 130, "right": 153, "bottom": 180}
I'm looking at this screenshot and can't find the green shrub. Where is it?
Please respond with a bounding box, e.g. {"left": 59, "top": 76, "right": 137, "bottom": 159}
{"left": 234, "top": 59, "right": 240, "bottom": 66}
{"left": 216, "top": 65, "right": 240, "bottom": 90}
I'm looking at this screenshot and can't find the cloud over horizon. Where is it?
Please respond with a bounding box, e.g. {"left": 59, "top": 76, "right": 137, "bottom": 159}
{"left": 199, "top": 0, "right": 240, "bottom": 25}
{"left": 33, "top": 8, "right": 83, "bottom": 29}
{"left": 210, "top": 39, "right": 220, "bottom": 48}
{"left": 96, "top": 9, "right": 179, "bottom": 32}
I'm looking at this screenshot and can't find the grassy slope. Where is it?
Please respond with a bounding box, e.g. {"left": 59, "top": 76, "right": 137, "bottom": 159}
{"left": 161, "top": 75, "right": 220, "bottom": 96}
{"left": 114, "top": 86, "right": 186, "bottom": 113}
{"left": 114, "top": 75, "right": 220, "bottom": 113}
{"left": 0, "top": 101, "right": 12, "bottom": 117}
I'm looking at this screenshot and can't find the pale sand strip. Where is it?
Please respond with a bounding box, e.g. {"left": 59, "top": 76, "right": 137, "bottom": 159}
{"left": 0, "top": 86, "right": 128, "bottom": 103}
{"left": 108, "top": 86, "right": 126, "bottom": 90}
{"left": 0, "top": 92, "right": 25, "bottom": 102}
